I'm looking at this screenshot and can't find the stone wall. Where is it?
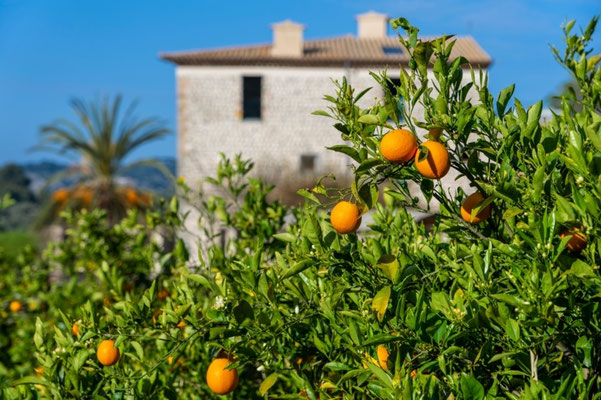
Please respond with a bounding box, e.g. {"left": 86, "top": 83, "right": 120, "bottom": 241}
{"left": 176, "top": 65, "right": 482, "bottom": 208}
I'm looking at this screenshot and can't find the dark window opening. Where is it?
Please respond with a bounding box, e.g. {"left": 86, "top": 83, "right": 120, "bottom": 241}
{"left": 243, "top": 76, "right": 261, "bottom": 119}
{"left": 300, "top": 154, "right": 317, "bottom": 173}
{"left": 386, "top": 77, "right": 404, "bottom": 122}
{"left": 382, "top": 46, "right": 403, "bottom": 55}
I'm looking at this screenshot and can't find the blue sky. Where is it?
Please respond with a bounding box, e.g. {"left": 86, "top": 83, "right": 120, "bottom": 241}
{"left": 0, "top": 0, "right": 599, "bottom": 164}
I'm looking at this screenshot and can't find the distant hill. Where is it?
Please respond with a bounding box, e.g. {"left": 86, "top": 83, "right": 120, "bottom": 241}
{"left": 21, "top": 157, "right": 176, "bottom": 196}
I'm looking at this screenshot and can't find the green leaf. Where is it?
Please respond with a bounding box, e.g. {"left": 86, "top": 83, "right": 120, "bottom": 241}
{"left": 502, "top": 207, "right": 522, "bottom": 219}
{"left": 431, "top": 292, "right": 452, "bottom": 316}
{"left": 327, "top": 145, "right": 361, "bottom": 163}
{"left": 273, "top": 233, "right": 297, "bottom": 243}
{"left": 297, "top": 188, "right": 321, "bottom": 204}
{"left": 418, "top": 145, "right": 429, "bottom": 162}
{"left": 131, "top": 341, "right": 144, "bottom": 360}
{"left": 259, "top": 373, "right": 278, "bottom": 396}
{"left": 461, "top": 373, "right": 485, "bottom": 400}
{"left": 356, "top": 159, "right": 382, "bottom": 175}
{"left": 312, "top": 110, "right": 331, "bottom": 118}
{"left": 376, "top": 255, "right": 400, "bottom": 283}
{"left": 282, "top": 259, "right": 312, "bottom": 280}
{"left": 358, "top": 114, "right": 380, "bottom": 125}
{"left": 9, "top": 376, "right": 49, "bottom": 387}
{"left": 34, "top": 317, "right": 44, "bottom": 349}
{"left": 496, "top": 84, "right": 515, "bottom": 116}
{"left": 569, "top": 259, "right": 596, "bottom": 278}
{"left": 372, "top": 286, "right": 391, "bottom": 322}
{"left": 505, "top": 319, "right": 520, "bottom": 342}
{"left": 73, "top": 349, "right": 91, "bottom": 371}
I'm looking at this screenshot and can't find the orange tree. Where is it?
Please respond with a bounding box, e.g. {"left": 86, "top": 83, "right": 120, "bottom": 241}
{"left": 3, "top": 15, "right": 601, "bottom": 400}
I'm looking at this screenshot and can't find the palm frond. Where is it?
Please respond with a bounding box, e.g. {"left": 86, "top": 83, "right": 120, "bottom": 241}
{"left": 117, "top": 158, "right": 176, "bottom": 183}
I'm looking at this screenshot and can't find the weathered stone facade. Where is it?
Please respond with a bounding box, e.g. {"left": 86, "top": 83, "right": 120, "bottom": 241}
{"left": 177, "top": 65, "right": 378, "bottom": 200}
{"left": 175, "top": 65, "right": 481, "bottom": 207}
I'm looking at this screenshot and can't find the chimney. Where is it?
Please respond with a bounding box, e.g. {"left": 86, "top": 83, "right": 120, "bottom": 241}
{"left": 356, "top": 11, "right": 389, "bottom": 39}
{"left": 271, "top": 20, "right": 305, "bottom": 57}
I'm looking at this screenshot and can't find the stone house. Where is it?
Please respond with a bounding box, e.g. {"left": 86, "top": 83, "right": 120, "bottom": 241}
{"left": 160, "top": 12, "right": 491, "bottom": 203}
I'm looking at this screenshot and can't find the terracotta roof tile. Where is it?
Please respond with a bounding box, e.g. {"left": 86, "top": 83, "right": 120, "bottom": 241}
{"left": 160, "top": 35, "right": 491, "bottom": 68}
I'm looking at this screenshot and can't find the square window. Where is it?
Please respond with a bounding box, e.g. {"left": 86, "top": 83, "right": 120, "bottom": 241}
{"left": 300, "top": 154, "right": 317, "bottom": 173}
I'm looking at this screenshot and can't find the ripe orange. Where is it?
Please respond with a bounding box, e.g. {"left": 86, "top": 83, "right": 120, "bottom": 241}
{"left": 157, "top": 289, "right": 169, "bottom": 301}
{"left": 460, "top": 192, "right": 491, "bottom": 224}
{"left": 415, "top": 141, "right": 450, "bottom": 179}
{"left": 9, "top": 300, "right": 22, "bottom": 312}
{"left": 380, "top": 129, "right": 417, "bottom": 163}
{"left": 72, "top": 323, "right": 80, "bottom": 336}
{"left": 125, "top": 188, "right": 138, "bottom": 207}
{"left": 51, "top": 188, "right": 69, "bottom": 203}
{"left": 97, "top": 340, "right": 120, "bottom": 366}
{"left": 377, "top": 346, "right": 389, "bottom": 371}
{"left": 560, "top": 227, "right": 587, "bottom": 253}
{"left": 330, "top": 201, "right": 361, "bottom": 234}
{"left": 177, "top": 321, "right": 187, "bottom": 329}
{"left": 206, "top": 357, "right": 239, "bottom": 395}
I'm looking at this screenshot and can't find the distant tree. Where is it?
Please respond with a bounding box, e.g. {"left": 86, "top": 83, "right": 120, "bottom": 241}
{"left": 0, "top": 164, "right": 36, "bottom": 202}
{"left": 0, "top": 164, "right": 39, "bottom": 231}
{"left": 36, "top": 95, "right": 171, "bottom": 223}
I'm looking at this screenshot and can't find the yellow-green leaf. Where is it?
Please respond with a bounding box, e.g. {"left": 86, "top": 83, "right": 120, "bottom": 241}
{"left": 259, "top": 372, "right": 278, "bottom": 395}
{"left": 376, "top": 255, "right": 400, "bottom": 283}
{"left": 372, "top": 286, "right": 391, "bottom": 322}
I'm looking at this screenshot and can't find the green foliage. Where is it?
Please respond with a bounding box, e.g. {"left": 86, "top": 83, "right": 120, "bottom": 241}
{"left": 0, "top": 231, "right": 38, "bottom": 261}
{"left": 0, "top": 164, "right": 38, "bottom": 232}
{"left": 1, "top": 15, "right": 601, "bottom": 400}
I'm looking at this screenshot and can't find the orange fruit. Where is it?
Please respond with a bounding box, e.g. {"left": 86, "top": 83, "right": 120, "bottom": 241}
{"left": 206, "top": 357, "right": 239, "bottom": 395}
{"left": 51, "top": 188, "right": 69, "bottom": 203}
{"left": 34, "top": 366, "right": 44, "bottom": 378}
{"left": 9, "top": 300, "right": 22, "bottom": 312}
{"left": 97, "top": 340, "right": 120, "bottom": 366}
{"left": 415, "top": 141, "right": 450, "bottom": 179}
{"left": 460, "top": 192, "right": 491, "bottom": 224}
{"left": 157, "top": 289, "right": 169, "bottom": 301}
{"left": 377, "top": 346, "right": 389, "bottom": 371}
{"left": 330, "top": 201, "right": 361, "bottom": 234}
{"left": 560, "top": 227, "right": 587, "bottom": 253}
{"left": 72, "top": 323, "right": 80, "bottom": 336}
{"left": 177, "top": 321, "right": 186, "bottom": 329}
{"left": 125, "top": 188, "right": 138, "bottom": 206}
{"left": 167, "top": 355, "right": 174, "bottom": 365}
{"left": 410, "top": 369, "right": 417, "bottom": 378}
{"left": 380, "top": 129, "right": 417, "bottom": 163}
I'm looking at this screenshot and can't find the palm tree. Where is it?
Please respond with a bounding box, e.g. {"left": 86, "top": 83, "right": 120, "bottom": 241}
{"left": 36, "top": 95, "right": 171, "bottom": 223}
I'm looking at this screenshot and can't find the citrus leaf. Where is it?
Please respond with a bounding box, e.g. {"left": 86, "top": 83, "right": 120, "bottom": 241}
{"left": 259, "top": 372, "right": 278, "bottom": 396}
{"left": 376, "top": 255, "right": 400, "bottom": 283}
{"left": 372, "top": 286, "right": 391, "bottom": 322}
{"left": 358, "top": 114, "right": 379, "bottom": 125}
